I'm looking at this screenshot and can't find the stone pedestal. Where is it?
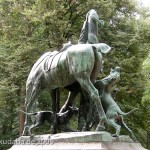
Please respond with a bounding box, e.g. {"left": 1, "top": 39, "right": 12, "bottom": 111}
{"left": 9, "top": 131, "right": 147, "bottom": 150}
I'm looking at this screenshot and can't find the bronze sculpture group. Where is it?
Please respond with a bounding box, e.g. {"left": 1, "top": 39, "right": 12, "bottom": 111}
{"left": 21, "top": 9, "right": 137, "bottom": 141}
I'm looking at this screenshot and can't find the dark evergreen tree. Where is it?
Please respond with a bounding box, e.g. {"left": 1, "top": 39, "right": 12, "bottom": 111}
{"left": 0, "top": 0, "right": 150, "bottom": 149}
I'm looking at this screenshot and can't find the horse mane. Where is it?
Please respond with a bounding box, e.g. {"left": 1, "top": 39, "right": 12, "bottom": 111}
{"left": 78, "top": 21, "right": 88, "bottom": 44}
{"left": 31, "top": 52, "right": 52, "bottom": 71}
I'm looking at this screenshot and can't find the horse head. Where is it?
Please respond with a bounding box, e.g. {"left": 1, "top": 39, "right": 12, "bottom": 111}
{"left": 92, "top": 43, "right": 111, "bottom": 54}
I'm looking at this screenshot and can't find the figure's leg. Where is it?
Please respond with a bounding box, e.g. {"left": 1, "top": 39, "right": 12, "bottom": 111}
{"left": 120, "top": 116, "right": 137, "bottom": 141}
{"left": 75, "top": 77, "right": 106, "bottom": 131}
{"left": 87, "top": 33, "right": 99, "bottom": 44}
{"left": 59, "top": 91, "right": 79, "bottom": 113}
{"left": 22, "top": 82, "right": 41, "bottom": 136}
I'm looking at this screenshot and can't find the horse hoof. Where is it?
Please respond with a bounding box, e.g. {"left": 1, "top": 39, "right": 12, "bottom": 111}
{"left": 22, "top": 131, "right": 29, "bottom": 136}
{"left": 111, "top": 134, "right": 119, "bottom": 137}
{"left": 50, "top": 128, "right": 57, "bottom": 134}
{"left": 22, "top": 133, "right": 29, "bottom": 136}
{"left": 95, "top": 125, "right": 105, "bottom": 131}
{"left": 82, "top": 126, "right": 89, "bottom": 131}
{"left": 82, "top": 128, "right": 87, "bottom": 131}
{"left": 30, "top": 134, "right": 35, "bottom": 137}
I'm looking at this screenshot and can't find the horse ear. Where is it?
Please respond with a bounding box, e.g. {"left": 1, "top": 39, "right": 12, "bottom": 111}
{"left": 110, "top": 68, "right": 114, "bottom": 74}
{"left": 86, "top": 12, "right": 89, "bottom": 21}
{"left": 98, "top": 43, "right": 111, "bottom": 54}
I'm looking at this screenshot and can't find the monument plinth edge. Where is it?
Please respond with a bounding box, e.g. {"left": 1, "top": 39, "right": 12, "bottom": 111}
{"left": 9, "top": 131, "right": 147, "bottom": 150}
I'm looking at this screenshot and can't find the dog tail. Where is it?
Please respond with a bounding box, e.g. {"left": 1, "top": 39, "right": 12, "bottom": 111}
{"left": 118, "top": 108, "right": 138, "bottom": 116}
{"left": 19, "top": 110, "right": 38, "bottom": 115}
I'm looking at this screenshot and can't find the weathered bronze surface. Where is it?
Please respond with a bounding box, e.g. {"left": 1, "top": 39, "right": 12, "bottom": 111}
{"left": 22, "top": 43, "right": 111, "bottom": 135}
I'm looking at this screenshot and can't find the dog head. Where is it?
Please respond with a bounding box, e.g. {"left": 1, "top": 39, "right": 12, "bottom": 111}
{"left": 95, "top": 67, "right": 120, "bottom": 94}
{"left": 102, "top": 66, "right": 120, "bottom": 87}
{"left": 58, "top": 106, "right": 79, "bottom": 123}
{"left": 110, "top": 67, "right": 120, "bottom": 79}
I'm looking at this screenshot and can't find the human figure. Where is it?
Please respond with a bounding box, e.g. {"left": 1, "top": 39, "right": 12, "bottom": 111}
{"left": 78, "top": 9, "right": 104, "bottom": 44}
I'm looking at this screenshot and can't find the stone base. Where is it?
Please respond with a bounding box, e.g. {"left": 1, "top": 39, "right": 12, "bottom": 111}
{"left": 9, "top": 131, "right": 147, "bottom": 150}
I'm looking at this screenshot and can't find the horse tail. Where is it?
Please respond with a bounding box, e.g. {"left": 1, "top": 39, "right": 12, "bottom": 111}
{"left": 19, "top": 110, "right": 38, "bottom": 116}
{"left": 117, "top": 108, "right": 138, "bottom": 116}
{"left": 90, "top": 46, "right": 102, "bottom": 81}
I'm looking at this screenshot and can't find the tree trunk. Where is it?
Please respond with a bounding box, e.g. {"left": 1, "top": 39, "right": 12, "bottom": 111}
{"left": 18, "top": 86, "right": 25, "bottom": 136}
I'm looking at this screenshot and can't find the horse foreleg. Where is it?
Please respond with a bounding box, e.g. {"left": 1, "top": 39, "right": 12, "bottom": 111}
{"left": 82, "top": 95, "right": 93, "bottom": 131}
{"left": 50, "top": 89, "right": 58, "bottom": 134}
{"left": 23, "top": 83, "right": 40, "bottom": 136}
{"left": 77, "top": 90, "right": 90, "bottom": 131}
{"left": 76, "top": 77, "right": 106, "bottom": 131}
{"left": 56, "top": 88, "right": 60, "bottom": 112}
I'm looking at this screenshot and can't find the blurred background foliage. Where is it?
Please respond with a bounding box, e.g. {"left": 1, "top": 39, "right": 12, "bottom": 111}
{"left": 0, "top": 0, "right": 150, "bottom": 149}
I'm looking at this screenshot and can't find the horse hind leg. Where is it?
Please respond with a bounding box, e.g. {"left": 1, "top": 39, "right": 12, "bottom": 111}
{"left": 75, "top": 77, "right": 106, "bottom": 131}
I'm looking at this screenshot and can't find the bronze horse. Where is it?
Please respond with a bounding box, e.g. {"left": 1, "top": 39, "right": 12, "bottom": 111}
{"left": 22, "top": 43, "right": 111, "bottom": 135}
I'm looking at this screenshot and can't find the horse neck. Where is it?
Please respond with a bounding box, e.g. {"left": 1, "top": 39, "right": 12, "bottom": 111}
{"left": 88, "top": 17, "right": 98, "bottom": 36}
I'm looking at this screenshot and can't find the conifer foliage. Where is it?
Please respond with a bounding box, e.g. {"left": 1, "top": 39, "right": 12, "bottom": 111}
{"left": 0, "top": 0, "right": 150, "bottom": 149}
